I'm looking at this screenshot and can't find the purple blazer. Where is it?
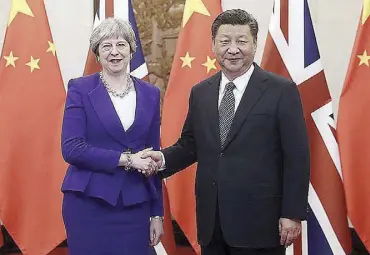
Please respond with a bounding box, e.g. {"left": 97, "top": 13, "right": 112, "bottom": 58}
{"left": 61, "top": 73, "right": 163, "bottom": 216}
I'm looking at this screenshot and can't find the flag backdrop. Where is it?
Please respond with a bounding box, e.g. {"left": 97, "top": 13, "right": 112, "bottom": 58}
{"left": 337, "top": 0, "right": 370, "bottom": 252}
{"left": 83, "top": 1, "right": 175, "bottom": 254}
{"left": 261, "top": 0, "right": 352, "bottom": 254}
{"left": 0, "top": 0, "right": 67, "bottom": 254}
{"left": 161, "top": 0, "right": 222, "bottom": 254}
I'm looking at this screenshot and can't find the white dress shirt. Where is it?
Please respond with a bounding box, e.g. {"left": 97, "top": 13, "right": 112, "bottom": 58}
{"left": 218, "top": 64, "right": 255, "bottom": 110}
{"left": 108, "top": 89, "right": 136, "bottom": 131}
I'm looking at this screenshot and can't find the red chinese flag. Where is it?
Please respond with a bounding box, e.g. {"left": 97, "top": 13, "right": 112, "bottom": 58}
{"left": 161, "top": 0, "right": 222, "bottom": 254}
{"left": 337, "top": 2, "right": 370, "bottom": 252}
{"left": 0, "top": 0, "right": 67, "bottom": 254}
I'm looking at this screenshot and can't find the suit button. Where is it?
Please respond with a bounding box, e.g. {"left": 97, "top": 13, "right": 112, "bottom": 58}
{"left": 213, "top": 180, "right": 217, "bottom": 186}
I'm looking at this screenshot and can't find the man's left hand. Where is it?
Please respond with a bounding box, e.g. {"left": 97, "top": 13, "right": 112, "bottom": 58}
{"left": 279, "top": 218, "right": 301, "bottom": 248}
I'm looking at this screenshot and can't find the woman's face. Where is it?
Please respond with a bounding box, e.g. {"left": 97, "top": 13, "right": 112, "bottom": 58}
{"left": 98, "top": 36, "right": 131, "bottom": 76}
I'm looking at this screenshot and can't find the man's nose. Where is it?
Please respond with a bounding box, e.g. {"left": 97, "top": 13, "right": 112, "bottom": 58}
{"left": 227, "top": 43, "right": 239, "bottom": 54}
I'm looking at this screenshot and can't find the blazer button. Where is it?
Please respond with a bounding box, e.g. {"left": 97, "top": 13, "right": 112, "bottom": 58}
{"left": 212, "top": 180, "right": 217, "bottom": 186}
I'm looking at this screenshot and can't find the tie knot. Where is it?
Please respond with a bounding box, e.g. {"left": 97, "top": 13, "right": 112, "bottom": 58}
{"left": 225, "top": 82, "right": 235, "bottom": 92}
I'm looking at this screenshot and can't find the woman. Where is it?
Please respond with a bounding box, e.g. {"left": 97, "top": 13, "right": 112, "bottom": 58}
{"left": 61, "top": 17, "right": 164, "bottom": 254}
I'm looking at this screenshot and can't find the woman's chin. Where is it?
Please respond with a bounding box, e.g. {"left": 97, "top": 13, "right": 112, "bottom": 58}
{"left": 103, "top": 66, "right": 126, "bottom": 75}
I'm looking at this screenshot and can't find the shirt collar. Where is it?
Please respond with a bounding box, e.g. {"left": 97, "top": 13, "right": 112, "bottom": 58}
{"left": 220, "top": 64, "right": 255, "bottom": 93}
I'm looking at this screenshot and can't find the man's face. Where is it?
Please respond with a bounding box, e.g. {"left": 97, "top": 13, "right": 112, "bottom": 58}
{"left": 212, "top": 24, "right": 257, "bottom": 79}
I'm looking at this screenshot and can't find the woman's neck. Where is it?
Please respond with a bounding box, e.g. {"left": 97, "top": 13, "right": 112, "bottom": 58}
{"left": 102, "top": 70, "right": 129, "bottom": 92}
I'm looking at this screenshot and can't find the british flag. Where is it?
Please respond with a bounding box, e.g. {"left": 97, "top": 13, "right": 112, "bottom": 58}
{"left": 261, "top": 0, "right": 352, "bottom": 254}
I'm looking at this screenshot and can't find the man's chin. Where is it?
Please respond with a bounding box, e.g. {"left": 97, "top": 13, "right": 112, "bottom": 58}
{"left": 224, "top": 66, "right": 244, "bottom": 74}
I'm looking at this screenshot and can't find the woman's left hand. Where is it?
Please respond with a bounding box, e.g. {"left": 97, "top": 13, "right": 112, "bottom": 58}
{"left": 150, "top": 217, "right": 164, "bottom": 246}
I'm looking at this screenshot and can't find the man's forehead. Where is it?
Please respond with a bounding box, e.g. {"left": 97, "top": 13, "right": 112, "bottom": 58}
{"left": 216, "top": 26, "right": 251, "bottom": 36}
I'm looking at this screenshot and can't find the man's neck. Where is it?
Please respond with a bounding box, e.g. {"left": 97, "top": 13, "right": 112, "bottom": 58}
{"left": 222, "top": 63, "right": 253, "bottom": 81}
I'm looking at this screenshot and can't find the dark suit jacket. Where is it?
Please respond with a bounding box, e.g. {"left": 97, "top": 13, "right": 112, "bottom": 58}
{"left": 61, "top": 73, "right": 163, "bottom": 216}
{"left": 161, "top": 64, "right": 310, "bottom": 248}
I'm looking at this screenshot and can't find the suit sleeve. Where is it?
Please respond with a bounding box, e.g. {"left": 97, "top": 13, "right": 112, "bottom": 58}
{"left": 160, "top": 88, "right": 197, "bottom": 178}
{"left": 278, "top": 82, "right": 310, "bottom": 220}
{"left": 61, "top": 79, "right": 121, "bottom": 173}
{"left": 145, "top": 88, "right": 164, "bottom": 216}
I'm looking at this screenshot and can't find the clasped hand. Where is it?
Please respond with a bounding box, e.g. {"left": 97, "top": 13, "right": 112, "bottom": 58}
{"left": 127, "top": 148, "right": 162, "bottom": 176}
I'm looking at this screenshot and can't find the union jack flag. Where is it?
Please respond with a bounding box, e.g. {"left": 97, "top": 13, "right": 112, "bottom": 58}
{"left": 261, "top": 0, "right": 352, "bottom": 254}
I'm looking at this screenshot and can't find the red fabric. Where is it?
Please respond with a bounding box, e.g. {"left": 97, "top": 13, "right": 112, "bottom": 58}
{"left": 0, "top": 0, "right": 67, "bottom": 254}
{"left": 337, "top": 4, "right": 370, "bottom": 252}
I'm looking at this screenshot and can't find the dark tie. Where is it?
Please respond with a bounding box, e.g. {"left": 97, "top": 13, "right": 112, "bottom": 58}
{"left": 219, "top": 82, "right": 236, "bottom": 147}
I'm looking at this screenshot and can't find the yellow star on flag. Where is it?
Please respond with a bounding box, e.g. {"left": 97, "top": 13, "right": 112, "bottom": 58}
{"left": 46, "top": 41, "right": 56, "bottom": 56}
{"left": 358, "top": 50, "right": 370, "bottom": 66}
{"left": 202, "top": 56, "right": 217, "bottom": 73}
{"left": 182, "top": 0, "right": 210, "bottom": 27}
{"left": 363, "top": 0, "right": 370, "bottom": 24}
{"left": 8, "top": 0, "right": 34, "bottom": 26}
{"left": 26, "top": 56, "right": 40, "bottom": 72}
{"left": 4, "top": 51, "right": 19, "bottom": 68}
{"left": 180, "top": 52, "right": 195, "bottom": 68}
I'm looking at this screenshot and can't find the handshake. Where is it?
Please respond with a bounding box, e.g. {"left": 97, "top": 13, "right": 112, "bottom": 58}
{"left": 121, "top": 148, "right": 163, "bottom": 176}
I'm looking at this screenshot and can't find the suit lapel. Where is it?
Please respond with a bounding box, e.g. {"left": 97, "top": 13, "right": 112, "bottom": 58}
{"left": 222, "top": 65, "right": 268, "bottom": 150}
{"left": 125, "top": 77, "right": 152, "bottom": 142}
{"left": 88, "top": 78, "right": 128, "bottom": 146}
{"left": 205, "top": 72, "right": 222, "bottom": 150}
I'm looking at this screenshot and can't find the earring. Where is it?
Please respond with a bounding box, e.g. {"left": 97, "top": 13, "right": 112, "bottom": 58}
{"left": 95, "top": 55, "right": 100, "bottom": 62}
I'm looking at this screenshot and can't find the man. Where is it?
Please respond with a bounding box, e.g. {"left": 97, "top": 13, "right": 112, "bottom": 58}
{"left": 143, "top": 9, "right": 310, "bottom": 255}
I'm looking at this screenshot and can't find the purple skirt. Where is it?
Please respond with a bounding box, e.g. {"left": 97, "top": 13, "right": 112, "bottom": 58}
{"left": 62, "top": 191, "right": 154, "bottom": 254}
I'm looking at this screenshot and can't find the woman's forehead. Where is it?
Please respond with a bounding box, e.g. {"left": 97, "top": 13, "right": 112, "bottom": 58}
{"left": 100, "top": 36, "right": 127, "bottom": 44}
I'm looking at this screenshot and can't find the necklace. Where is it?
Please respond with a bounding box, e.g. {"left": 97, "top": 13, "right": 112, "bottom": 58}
{"left": 100, "top": 72, "right": 133, "bottom": 98}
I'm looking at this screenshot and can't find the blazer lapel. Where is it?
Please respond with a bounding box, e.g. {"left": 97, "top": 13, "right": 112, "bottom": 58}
{"left": 88, "top": 79, "right": 128, "bottom": 146}
{"left": 125, "top": 77, "right": 153, "bottom": 142}
{"left": 222, "top": 65, "right": 268, "bottom": 150}
{"left": 202, "top": 72, "right": 222, "bottom": 150}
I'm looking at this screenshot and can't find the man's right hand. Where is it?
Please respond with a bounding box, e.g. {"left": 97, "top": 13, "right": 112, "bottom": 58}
{"left": 141, "top": 150, "right": 164, "bottom": 175}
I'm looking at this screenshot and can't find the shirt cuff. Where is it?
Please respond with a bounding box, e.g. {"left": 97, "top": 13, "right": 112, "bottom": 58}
{"left": 158, "top": 152, "right": 166, "bottom": 171}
